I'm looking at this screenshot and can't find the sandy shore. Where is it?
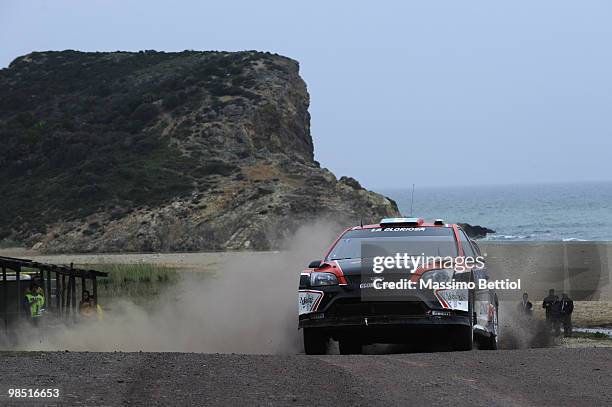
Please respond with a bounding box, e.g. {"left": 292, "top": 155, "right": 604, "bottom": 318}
{"left": 481, "top": 242, "right": 611, "bottom": 301}
{"left": 481, "top": 242, "right": 612, "bottom": 327}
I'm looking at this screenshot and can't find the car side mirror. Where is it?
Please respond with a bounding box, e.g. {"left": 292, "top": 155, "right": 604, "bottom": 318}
{"left": 308, "top": 260, "right": 322, "bottom": 269}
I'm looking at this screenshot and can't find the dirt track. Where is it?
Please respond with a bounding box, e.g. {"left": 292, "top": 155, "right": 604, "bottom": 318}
{"left": 0, "top": 348, "right": 611, "bottom": 406}
{"left": 1, "top": 244, "right": 611, "bottom": 405}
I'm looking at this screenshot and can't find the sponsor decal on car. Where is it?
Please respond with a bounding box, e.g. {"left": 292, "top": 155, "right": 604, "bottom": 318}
{"left": 370, "top": 227, "right": 426, "bottom": 232}
{"left": 298, "top": 290, "right": 324, "bottom": 315}
{"left": 435, "top": 288, "right": 468, "bottom": 311}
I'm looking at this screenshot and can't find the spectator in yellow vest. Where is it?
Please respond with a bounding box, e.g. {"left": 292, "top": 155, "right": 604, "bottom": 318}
{"left": 24, "top": 282, "right": 44, "bottom": 326}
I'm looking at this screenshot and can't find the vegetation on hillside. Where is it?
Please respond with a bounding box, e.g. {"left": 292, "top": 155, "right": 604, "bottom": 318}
{"left": 0, "top": 50, "right": 291, "bottom": 240}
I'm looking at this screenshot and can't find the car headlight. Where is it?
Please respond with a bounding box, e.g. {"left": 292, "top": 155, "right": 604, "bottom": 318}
{"left": 310, "top": 272, "right": 338, "bottom": 287}
{"left": 420, "top": 268, "right": 455, "bottom": 284}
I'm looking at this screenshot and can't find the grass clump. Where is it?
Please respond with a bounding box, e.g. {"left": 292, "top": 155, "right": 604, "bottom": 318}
{"left": 86, "top": 263, "right": 180, "bottom": 299}
{"left": 0, "top": 239, "right": 21, "bottom": 248}
{"left": 572, "top": 331, "right": 612, "bottom": 341}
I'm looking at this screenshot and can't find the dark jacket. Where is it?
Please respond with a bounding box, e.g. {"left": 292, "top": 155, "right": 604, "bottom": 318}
{"left": 542, "top": 295, "right": 559, "bottom": 315}
{"left": 560, "top": 297, "right": 574, "bottom": 315}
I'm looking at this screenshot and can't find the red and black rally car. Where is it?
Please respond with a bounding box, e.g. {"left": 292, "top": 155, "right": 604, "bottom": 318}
{"left": 298, "top": 217, "right": 499, "bottom": 354}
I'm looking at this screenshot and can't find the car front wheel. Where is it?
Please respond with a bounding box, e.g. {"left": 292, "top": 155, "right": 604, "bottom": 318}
{"left": 303, "top": 328, "right": 328, "bottom": 355}
{"left": 338, "top": 339, "right": 362, "bottom": 355}
{"left": 481, "top": 305, "right": 499, "bottom": 350}
{"left": 452, "top": 324, "right": 474, "bottom": 351}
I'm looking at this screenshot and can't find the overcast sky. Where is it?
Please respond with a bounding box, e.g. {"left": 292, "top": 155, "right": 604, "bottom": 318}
{"left": 1, "top": 1, "right": 610, "bottom": 188}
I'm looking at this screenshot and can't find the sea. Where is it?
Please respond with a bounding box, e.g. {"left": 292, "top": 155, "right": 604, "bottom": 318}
{"left": 380, "top": 181, "right": 612, "bottom": 241}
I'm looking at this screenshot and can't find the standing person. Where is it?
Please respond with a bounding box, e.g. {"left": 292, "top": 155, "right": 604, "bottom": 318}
{"left": 79, "top": 290, "right": 96, "bottom": 318}
{"left": 517, "top": 293, "right": 533, "bottom": 317}
{"left": 35, "top": 285, "right": 45, "bottom": 313}
{"left": 551, "top": 296, "right": 562, "bottom": 336}
{"left": 23, "top": 282, "right": 44, "bottom": 326}
{"left": 559, "top": 293, "right": 574, "bottom": 337}
{"left": 542, "top": 289, "right": 558, "bottom": 329}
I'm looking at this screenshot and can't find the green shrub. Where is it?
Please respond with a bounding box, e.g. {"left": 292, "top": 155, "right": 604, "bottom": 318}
{"left": 131, "top": 103, "right": 160, "bottom": 124}
{"left": 0, "top": 50, "right": 271, "bottom": 239}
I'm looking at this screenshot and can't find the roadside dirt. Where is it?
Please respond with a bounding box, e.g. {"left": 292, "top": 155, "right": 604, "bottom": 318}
{"left": 0, "top": 348, "right": 610, "bottom": 406}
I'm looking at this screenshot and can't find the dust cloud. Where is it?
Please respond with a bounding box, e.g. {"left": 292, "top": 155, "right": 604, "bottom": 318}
{"left": 9, "top": 221, "right": 340, "bottom": 353}
{"left": 498, "top": 301, "right": 554, "bottom": 349}
{"left": 8, "top": 234, "right": 606, "bottom": 353}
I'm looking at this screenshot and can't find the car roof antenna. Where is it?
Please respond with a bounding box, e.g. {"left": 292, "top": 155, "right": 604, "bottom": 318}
{"left": 410, "top": 183, "right": 415, "bottom": 216}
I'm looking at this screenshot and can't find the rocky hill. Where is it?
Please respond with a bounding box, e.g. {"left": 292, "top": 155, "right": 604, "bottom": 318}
{"left": 0, "top": 50, "right": 399, "bottom": 252}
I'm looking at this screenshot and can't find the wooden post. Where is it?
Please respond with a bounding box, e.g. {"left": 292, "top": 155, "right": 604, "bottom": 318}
{"left": 46, "top": 269, "right": 52, "bottom": 309}
{"left": 92, "top": 276, "right": 98, "bottom": 306}
{"left": 55, "top": 271, "right": 60, "bottom": 311}
{"left": 67, "top": 276, "right": 73, "bottom": 318}
{"left": 61, "top": 274, "right": 67, "bottom": 316}
{"left": 69, "top": 263, "right": 75, "bottom": 319}
{"left": 66, "top": 276, "right": 72, "bottom": 318}
{"left": 70, "top": 276, "right": 76, "bottom": 319}
{"left": 15, "top": 265, "right": 21, "bottom": 320}
{"left": 2, "top": 266, "right": 7, "bottom": 331}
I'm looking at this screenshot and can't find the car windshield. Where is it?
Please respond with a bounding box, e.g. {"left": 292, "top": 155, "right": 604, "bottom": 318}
{"left": 326, "top": 227, "right": 458, "bottom": 260}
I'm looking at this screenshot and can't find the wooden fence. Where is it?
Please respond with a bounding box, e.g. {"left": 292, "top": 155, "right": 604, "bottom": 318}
{"left": 0, "top": 256, "right": 108, "bottom": 331}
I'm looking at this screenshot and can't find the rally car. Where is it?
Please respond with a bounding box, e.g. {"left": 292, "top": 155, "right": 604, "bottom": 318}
{"left": 298, "top": 217, "right": 499, "bottom": 354}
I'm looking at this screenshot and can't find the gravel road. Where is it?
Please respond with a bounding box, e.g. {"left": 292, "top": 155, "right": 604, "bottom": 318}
{"left": 1, "top": 244, "right": 610, "bottom": 406}
{"left": 0, "top": 348, "right": 610, "bottom": 406}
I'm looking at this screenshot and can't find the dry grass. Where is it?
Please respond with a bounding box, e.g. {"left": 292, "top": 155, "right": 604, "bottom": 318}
{"left": 241, "top": 162, "right": 304, "bottom": 187}
{"left": 83, "top": 263, "right": 181, "bottom": 300}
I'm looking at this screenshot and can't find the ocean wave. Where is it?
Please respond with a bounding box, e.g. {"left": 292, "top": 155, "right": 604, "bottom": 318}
{"left": 485, "top": 234, "right": 532, "bottom": 240}
{"left": 484, "top": 234, "right": 591, "bottom": 242}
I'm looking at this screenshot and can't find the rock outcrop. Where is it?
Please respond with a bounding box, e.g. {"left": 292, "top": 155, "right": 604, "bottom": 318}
{"left": 0, "top": 50, "right": 399, "bottom": 252}
{"left": 458, "top": 223, "right": 496, "bottom": 239}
